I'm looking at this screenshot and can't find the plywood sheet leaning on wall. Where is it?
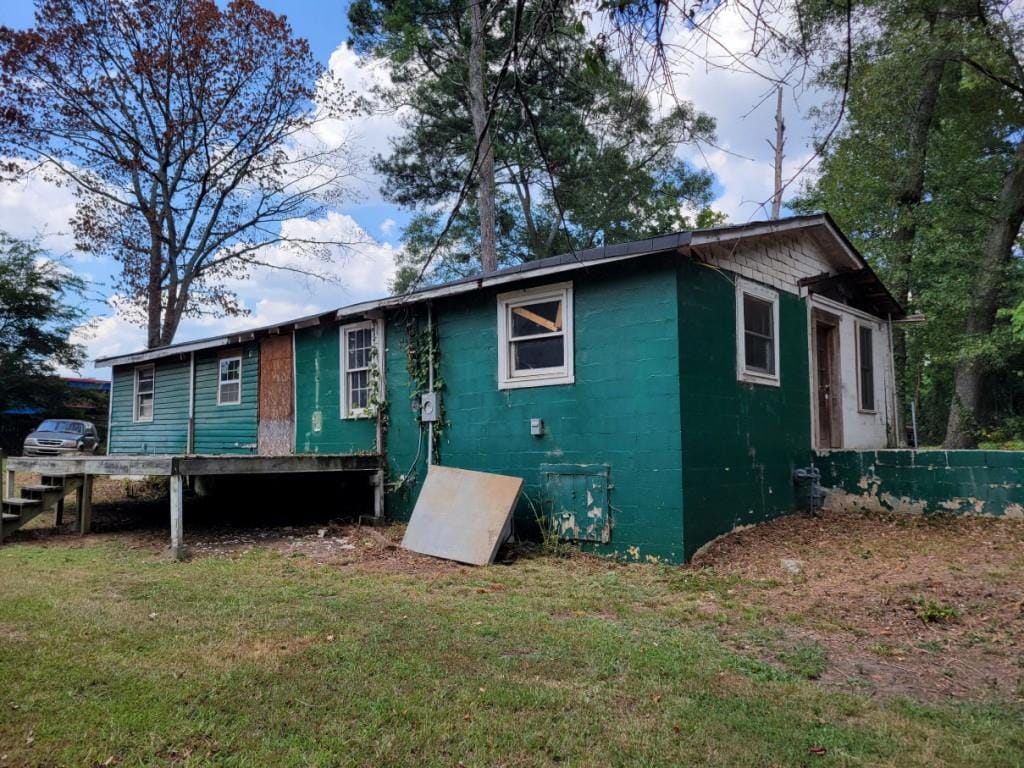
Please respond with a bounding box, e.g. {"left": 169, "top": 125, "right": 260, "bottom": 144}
{"left": 258, "top": 335, "right": 294, "bottom": 455}
{"left": 401, "top": 466, "right": 523, "bottom": 566}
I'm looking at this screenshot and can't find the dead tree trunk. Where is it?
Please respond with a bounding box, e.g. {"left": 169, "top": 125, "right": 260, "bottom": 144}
{"left": 770, "top": 86, "right": 785, "bottom": 219}
{"left": 943, "top": 141, "right": 1024, "bottom": 448}
{"left": 468, "top": 0, "right": 498, "bottom": 273}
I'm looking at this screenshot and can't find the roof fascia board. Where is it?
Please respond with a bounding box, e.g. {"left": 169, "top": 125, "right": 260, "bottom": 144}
{"left": 334, "top": 251, "right": 658, "bottom": 321}
{"left": 95, "top": 337, "right": 231, "bottom": 368}
{"left": 689, "top": 215, "right": 862, "bottom": 271}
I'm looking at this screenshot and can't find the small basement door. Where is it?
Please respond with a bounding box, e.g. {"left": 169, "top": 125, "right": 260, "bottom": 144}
{"left": 258, "top": 334, "right": 294, "bottom": 455}
{"left": 540, "top": 464, "right": 611, "bottom": 543}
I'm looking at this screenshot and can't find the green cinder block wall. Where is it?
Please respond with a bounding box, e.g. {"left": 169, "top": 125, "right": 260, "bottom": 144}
{"left": 817, "top": 449, "right": 1024, "bottom": 517}
{"left": 108, "top": 358, "right": 190, "bottom": 454}
{"left": 677, "top": 259, "right": 812, "bottom": 560}
{"left": 384, "top": 258, "right": 686, "bottom": 563}
{"left": 294, "top": 325, "right": 378, "bottom": 454}
{"left": 192, "top": 344, "right": 259, "bottom": 454}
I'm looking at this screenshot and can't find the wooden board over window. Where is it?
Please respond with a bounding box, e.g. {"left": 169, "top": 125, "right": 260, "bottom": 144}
{"left": 258, "top": 335, "right": 294, "bottom": 455}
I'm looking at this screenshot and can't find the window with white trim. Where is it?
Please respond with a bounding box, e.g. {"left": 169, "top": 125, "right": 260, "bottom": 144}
{"left": 497, "top": 282, "right": 574, "bottom": 389}
{"left": 134, "top": 365, "right": 155, "bottom": 422}
{"left": 341, "top": 321, "right": 376, "bottom": 418}
{"left": 735, "top": 278, "right": 780, "bottom": 386}
{"left": 857, "top": 323, "right": 875, "bottom": 412}
{"left": 217, "top": 355, "right": 242, "bottom": 405}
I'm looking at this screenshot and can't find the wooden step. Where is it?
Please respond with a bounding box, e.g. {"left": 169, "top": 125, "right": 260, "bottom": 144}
{"left": 2, "top": 497, "right": 40, "bottom": 508}
{"left": 2, "top": 512, "right": 21, "bottom": 522}
{"left": 20, "top": 485, "right": 64, "bottom": 500}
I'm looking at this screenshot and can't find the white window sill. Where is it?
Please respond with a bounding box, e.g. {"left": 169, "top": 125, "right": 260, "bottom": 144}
{"left": 342, "top": 409, "right": 376, "bottom": 420}
{"left": 499, "top": 373, "right": 575, "bottom": 390}
{"left": 737, "top": 370, "right": 780, "bottom": 387}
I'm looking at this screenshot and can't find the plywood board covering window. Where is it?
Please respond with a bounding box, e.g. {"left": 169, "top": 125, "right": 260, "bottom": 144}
{"left": 857, "top": 323, "right": 876, "bottom": 412}
{"left": 735, "top": 278, "right": 780, "bottom": 386}
{"left": 217, "top": 355, "right": 242, "bottom": 405}
{"left": 341, "top": 320, "right": 378, "bottom": 418}
{"left": 134, "top": 364, "right": 154, "bottom": 422}
{"left": 497, "top": 282, "right": 574, "bottom": 389}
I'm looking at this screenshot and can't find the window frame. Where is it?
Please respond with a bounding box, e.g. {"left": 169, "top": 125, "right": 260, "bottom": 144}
{"left": 497, "top": 282, "right": 575, "bottom": 390}
{"left": 133, "top": 364, "right": 155, "bottom": 423}
{"left": 856, "top": 321, "right": 877, "bottom": 413}
{"left": 735, "top": 278, "right": 781, "bottom": 387}
{"left": 217, "top": 354, "right": 243, "bottom": 406}
{"left": 340, "top": 320, "right": 379, "bottom": 419}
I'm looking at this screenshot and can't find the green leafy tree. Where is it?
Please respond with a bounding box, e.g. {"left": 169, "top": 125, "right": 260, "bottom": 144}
{"left": 792, "top": 0, "right": 1024, "bottom": 447}
{"left": 348, "top": 0, "right": 720, "bottom": 291}
{"left": 0, "top": 234, "right": 87, "bottom": 415}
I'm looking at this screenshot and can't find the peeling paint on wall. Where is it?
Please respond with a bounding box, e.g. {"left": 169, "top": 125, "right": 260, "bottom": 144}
{"left": 817, "top": 450, "right": 1024, "bottom": 519}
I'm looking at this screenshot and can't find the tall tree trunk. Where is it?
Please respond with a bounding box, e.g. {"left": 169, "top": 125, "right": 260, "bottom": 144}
{"left": 944, "top": 141, "right": 1024, "bottom": 447}
{"left": 889, "top": 53, "right": 945, "bottom": 433}
{"left": 468, "top": 0, "right": 498, "bottom": 273}
{"left": 146, "top": 223, "right": 164, "bottom": 349}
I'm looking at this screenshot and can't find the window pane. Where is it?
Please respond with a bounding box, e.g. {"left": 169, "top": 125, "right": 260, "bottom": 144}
{"left": 220, "top": 358, "right": 240, "bottom": 381}
{"left": 138, "top": 368, "right": 154, "bottom": 394}
{"left": 220, "top": 382, "right": 240, "bottom": 403}
{"left": 859, "top": 326, "right": 875, "bottom": 410}
{"left": 348, "top": 328, "right": 372, "bottom": 369}
{"left": 511, "top": 300, "right": 562, "bottom": 337}
{"left": 349, "top": 369, "right": 369, "bottom": 410}
{"left": 137, "top": 393, "right": 153, "bottom": 419}
{"left": 744, "top": 333, "right": 774, "bottom": 373}
{"left": 514, "top": 336, "right": 564, "bottom": 371}
{"left": 743, "top": 295, "right": 773, "bottom": 337}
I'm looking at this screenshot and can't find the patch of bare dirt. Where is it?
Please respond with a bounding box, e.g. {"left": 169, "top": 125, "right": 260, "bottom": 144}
{"left": 694, "top": 509, "right": 1024, "bottom": 703}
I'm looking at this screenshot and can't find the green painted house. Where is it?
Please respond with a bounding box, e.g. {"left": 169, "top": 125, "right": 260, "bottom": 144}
{"left": 97, "top": 214, "right": 903, "bottom": 562}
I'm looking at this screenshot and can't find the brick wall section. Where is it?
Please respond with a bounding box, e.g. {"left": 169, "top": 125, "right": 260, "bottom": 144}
{"left": 696, "top": 233, "right": 833, "bottom": 295}
{"left": 384, "top": 257, "right": 686, "bottom": 563}
{"left": 818, "top": 449, "right": 1024, "bottom": 518}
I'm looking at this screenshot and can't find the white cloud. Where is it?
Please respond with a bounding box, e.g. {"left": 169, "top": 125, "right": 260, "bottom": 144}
{"left": 0, "top": 164, "right": 78, "bottom": 254}
{"left": 653, "top": 5, "right": 829, "bottom": 222}
{"left": 380, "top": 217, "right": 396, "bottom": 236}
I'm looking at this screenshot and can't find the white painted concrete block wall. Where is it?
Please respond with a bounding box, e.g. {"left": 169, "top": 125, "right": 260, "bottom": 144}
{"left": 700, "top": 235, "right": 833, "bottom": 295}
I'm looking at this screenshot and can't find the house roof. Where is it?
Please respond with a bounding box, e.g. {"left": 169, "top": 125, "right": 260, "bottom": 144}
{"left": 94, "top": 213, "right": 903, "bottom": 368}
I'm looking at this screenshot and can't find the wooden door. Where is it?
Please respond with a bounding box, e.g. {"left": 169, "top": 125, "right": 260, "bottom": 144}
{"left": 258, "top": 334, "right": 294, "bottom": 455}
{"left": 813, "top": 311, "right": 843, "bottom": 449}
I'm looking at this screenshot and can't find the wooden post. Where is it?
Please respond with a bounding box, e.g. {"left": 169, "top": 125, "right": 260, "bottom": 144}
{"left": 168, "top": 473, "right": 185, "bottom": 560}
{"left": 78, "top": 475, "right": 93, "bottom": 535}
{"left": 372, "top": 469, "right": 384, "bottom": 520}
{"left": 4, "top": 461, "right": 14, "bottom": 501}
{"left": 55, "top": 496, "right": 64, "bottom": 527}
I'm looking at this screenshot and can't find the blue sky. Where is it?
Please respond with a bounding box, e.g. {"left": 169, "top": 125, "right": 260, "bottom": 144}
{"left": 0, "top": 1, "right": 822, "bottom": 377}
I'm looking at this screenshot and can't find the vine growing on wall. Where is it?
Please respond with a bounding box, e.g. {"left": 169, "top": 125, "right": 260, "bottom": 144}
{"left": 405, "top": 307, "right": 446, "bottom": 465}
{"left": 367, "top": 343, "right": 388, "bottom": 444}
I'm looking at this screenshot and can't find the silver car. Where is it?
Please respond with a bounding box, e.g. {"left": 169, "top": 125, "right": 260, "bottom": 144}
{"left": 23, "top": 419, "right": 101, "bottom": 456}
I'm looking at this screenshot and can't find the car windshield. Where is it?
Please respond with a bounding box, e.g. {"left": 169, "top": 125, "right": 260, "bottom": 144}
{"left": 37, "top": 420, "right": 85, "bottom": 435}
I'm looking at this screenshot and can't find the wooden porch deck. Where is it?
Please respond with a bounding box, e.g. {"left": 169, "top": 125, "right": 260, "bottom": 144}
{"left": 3, "top": 453, "right": 383, "bottom": 559}
{"left": 7, "top": 453, "right": 381, "bottom": 477}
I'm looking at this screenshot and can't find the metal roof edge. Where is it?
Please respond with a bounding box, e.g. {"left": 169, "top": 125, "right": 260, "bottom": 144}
{"left": 96, "top": 214, "right": 897, "bottom": 366}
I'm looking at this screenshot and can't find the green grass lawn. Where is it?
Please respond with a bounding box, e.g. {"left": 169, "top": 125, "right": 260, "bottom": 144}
{"left": 1, "top": 541, "right": 1021, "bottom": 767}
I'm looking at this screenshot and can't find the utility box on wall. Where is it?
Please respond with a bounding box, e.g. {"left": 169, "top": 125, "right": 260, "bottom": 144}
{"left": 540, "top": 464, "right": 611, "bottom": 543}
